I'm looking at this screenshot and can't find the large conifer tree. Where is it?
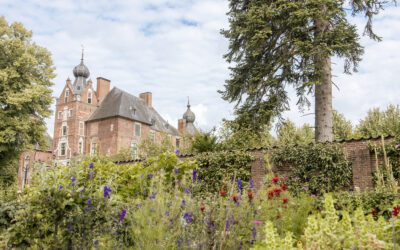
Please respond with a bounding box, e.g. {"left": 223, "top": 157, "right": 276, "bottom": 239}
{"left": 221, "top": 0, "right": 393, "bottom": 142}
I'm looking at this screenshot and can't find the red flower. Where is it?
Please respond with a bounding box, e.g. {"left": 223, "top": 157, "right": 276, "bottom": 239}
{"left": 200, "top": 203, "right": 205, "bottom": 213}
{"left": 231, "top": 195, "right": 239, "bottom": 203}
{"left": 281, "top": 184, "right": 287, "bottom": 191}
{"left": 247, "top": 191, "right": 254, "bottom": 201}
{"left": 273, "top": 188, "right": 282, "bottom": 196}
{"left": 283, "top": 197, "right": 289, "bottom": 204}
{"left": 272, "top": 176, "right": 279, "bottom": 184}
{"left": 393, "top": 205, "right": 400, "bottom": 217}
{"left": 220, "top": 190, "right": 227, "bottom": 197}
{"left": 267, "top": 191, "right": 274, "bottom": 200}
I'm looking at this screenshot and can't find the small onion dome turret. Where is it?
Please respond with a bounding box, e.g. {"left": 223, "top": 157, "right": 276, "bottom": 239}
{"left": 183, "top": 101, "right": 195, "bottom": 123}
{"left": 73, "top": 59, "right": 90, "bottom": 78}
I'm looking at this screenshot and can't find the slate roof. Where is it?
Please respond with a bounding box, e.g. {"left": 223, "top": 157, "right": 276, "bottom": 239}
{"left": 87, "top": 87, "right": 179, "bottom": 136}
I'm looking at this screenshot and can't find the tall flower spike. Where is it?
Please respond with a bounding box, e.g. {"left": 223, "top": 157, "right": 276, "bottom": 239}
{"left": 192, "top": 168, "right": 197, "bottom": 182}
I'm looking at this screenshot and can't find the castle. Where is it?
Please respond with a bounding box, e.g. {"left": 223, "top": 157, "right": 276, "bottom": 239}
{"left": 18, "top": 53, "right": 196, "bottom": 189}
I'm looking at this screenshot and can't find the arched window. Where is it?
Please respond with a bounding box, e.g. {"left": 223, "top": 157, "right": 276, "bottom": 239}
{"left": 23, "top": 155, "right": 30, "bottom": 188}
{"left": 87, "top": 90, "right": 92, "bottom": 104}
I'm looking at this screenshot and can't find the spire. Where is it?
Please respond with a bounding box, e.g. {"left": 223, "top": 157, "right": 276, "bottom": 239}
{"left": 81, "top": 44, "right": 84, "bottom": 63}
{"left": 187, "top": 96, "right": 190, "bottom": 108}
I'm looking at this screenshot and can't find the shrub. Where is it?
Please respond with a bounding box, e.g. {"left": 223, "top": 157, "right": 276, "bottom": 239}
{"left": 194, "top": 150, "right": 253, "bottom": 194}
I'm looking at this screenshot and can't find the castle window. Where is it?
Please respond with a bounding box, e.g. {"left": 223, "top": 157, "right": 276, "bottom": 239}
{"left": 134, "top": 123, "right": 141, "bottom": 137}
{"left": 65, "top": 90, "right": 69, "bottom": 103}
{"left": 58, "top": 111, "right": 62, "bottom": 119}
{"left": 150, "top": 131, "right": 155, "bottom": 142}
{"left": 60, "top": 143, "right": 66, "bottom": 156}
{"left": 176, "top": 138, "right": 180, "bottom": 148}
{"left": 79, "top": 122, "right": 84, "bottom": 136}
{"left": 22, "top": 155, "right": 30, "bottom": 188}
{"left": 91, "top": 143, "right": 97, "bottom": 156}
{"left": 68, "top": 109, "right": 73, "bottom": 117}
{"left": 78, "top": 139, "right": 83, "bottom": 154}
{"left": 131, "top": 142, "right": 138, "bottom": 160}
{"left": 87, "top": 90, "right": 92, "bottom": 104}
{"left": 110, "top": 124, "right": 114, "bottom": 132}
{"left": 62, "top": 125, "right": 67, "bottom": 136}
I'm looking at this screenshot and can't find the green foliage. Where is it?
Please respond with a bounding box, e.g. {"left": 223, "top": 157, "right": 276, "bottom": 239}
{"left": 194, "top": 150, "right": 253, "bottom": 194}
{"left": 218, "top": 119, "right": 275, "bottom": 150}
{"left": 190, "top": 130, "right": 219, "bottom": 153}
{"left": 276, "top": 120, "right": 314, "bottom": 145}
{"left": 2, "top": 153, "right": 195, "bottom": 248}
{"left": 271, "top": 143, "right": 353, "bottom": 195}
{"left": 253, "top": 194, "right": 400, "bottom": 249}
{"left": 356, "top": 105, "right": 400, "bottom": 138}
{"left": 333, "top": 110, "right": 354, "bottom": 141}
{"left": 220, "top": 0, "right": 390, "bottom": 131}
{"left": 0, "top": 17, "right": 55, "bottom": 175}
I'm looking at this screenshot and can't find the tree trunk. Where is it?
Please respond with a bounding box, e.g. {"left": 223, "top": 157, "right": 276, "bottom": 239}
{"left": 314, "top": 7, "right": 333, "bottom": 142}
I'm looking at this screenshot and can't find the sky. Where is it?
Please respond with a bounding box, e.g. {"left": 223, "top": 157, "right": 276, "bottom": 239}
{"left": 1, "top": 0, "right": 400, "bottom": 137}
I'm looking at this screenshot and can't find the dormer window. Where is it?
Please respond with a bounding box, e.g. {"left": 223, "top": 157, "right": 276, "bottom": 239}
{"left": 87, "top": 90, "right": 92, "bottom": 104}
{"left": 65, "top": 90, "right": 70, "bottom": 103}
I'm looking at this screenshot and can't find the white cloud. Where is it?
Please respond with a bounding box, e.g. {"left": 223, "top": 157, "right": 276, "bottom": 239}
{"left": 1, "top": 0, "right": 399, "bottom": 137}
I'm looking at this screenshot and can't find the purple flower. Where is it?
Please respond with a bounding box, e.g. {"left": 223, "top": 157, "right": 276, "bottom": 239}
{"left": 67, "top": 223, "right": 74, "bottom": 233}
{"left": 177, "top": 239, "right": 182, "bottom": 247}
{"left": 119, "top": 209, "right": 127, "bottom": 222}
{"left": 87, "top": 199, "right": 92, "bottom": 205}
{"left": 88, "top": 171, "right": 94, "bottom": 179}
{"left": 175, "top": 149, "right": 181, "bottom": 156}
{"left": 80, "top": 188, "right": 85, "bottom": 193}
{"left": 103, "top": 186, "right": 111, "bottom": 199}
{"left": 237, "top": 178, "right": 243, "bottom": 193}
{"left": 252, "top": 226, "right": 257, "bottom": 240}
{"left": 184, "top": 188, "right": 191, "bottom": 194}
{"left": 183, "top": 212, "right": 193, "bottom": 223}
{"left": 250, "top": 178, "right": 254, "bottom": 189}
{"left": 89, "top": 163, "right": 94, "bottom": 169}
{"left": 70, "top": 176, "right": 76, "bottom": 186}
{"left": 148, "top": 173, "right": 154, "bottom": 179}
{"left": 192, "top": 168, "right": 197, "bottom": 182}
{"left": 93, "top": 240, "right": 99, "bottom": 246}
{"left": 181, "top": 199, "right": 186, "bottom": 207}
{"left": 149, "top": 192, "right": 157, "bottom": 199}
{"left": 59, "top": 185, "right": 63, "bottom": 190}
{"left": 225, "top": 219, "right": 231, "bottom": 232}
{"left": 165, "top": 210, "right": 170, "bottom": 216}
{"left": 174, "top": 168, "right": 179, "bottom": 174}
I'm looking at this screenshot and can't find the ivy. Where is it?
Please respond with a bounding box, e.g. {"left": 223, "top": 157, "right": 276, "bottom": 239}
{"left": 194, "top": 150, "right": 253, "bottom": 194}
{"left": 271, "top": 143, "right": 352, "bottom": 195}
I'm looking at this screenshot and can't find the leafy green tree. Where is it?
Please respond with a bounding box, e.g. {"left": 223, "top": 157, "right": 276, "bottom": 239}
{"left": 218, "top": 118, "right": 275, "bottom": 150}
{"left": 0, "top": 17, "right": 54, "bottom": 184}
{"left": 190, "top": 130, "right": 219, "bottom": 153}
{"left": 221, "top": 0, "right": 391, "bottom": 142}
{"left": 356, "top": 104, "right": 400, "bottom": 138}
{"left": 333, "top": 111, "right": 353, "bottom": 141}
{"left": 276, "top": 120, "right": 314, "bottom": 145}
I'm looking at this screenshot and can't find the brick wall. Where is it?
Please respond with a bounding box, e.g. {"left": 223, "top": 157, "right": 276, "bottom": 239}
{"left": 247, "top": 137, "right": 394, "bottom": 191}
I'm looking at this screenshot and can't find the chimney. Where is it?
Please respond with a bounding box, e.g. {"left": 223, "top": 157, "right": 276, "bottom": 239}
{"left": 96, "top": 77, "right": 111, "bottom": 103}
{"left": 178, "top": 118, "right": 186, "bottom": 134}
{"left": 66, "top": 77, "right": 71, "bottom": 85}
{"left": 139, "top": 92, "right": 152, "bottom": 107}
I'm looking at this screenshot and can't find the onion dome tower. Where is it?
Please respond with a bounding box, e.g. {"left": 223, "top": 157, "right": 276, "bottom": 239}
{"left": 183, "top": 98, "right": 197, "bottom": 135}
{"left": 72, "top": 48, "right": 90, "bottom": 94}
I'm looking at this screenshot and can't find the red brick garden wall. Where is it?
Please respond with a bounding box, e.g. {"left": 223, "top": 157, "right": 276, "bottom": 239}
{"left": 248, "top": 137, "right": 394, "bottom": 191}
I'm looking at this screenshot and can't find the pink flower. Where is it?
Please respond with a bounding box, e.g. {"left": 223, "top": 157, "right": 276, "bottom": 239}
{"left": 253, "top": 220, "right": 262, "bottom": 225}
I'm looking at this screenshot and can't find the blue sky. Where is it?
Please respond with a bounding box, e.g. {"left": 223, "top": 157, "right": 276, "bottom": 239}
{"left": 1, "top": 0, "right": 400, "bottom": 137}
